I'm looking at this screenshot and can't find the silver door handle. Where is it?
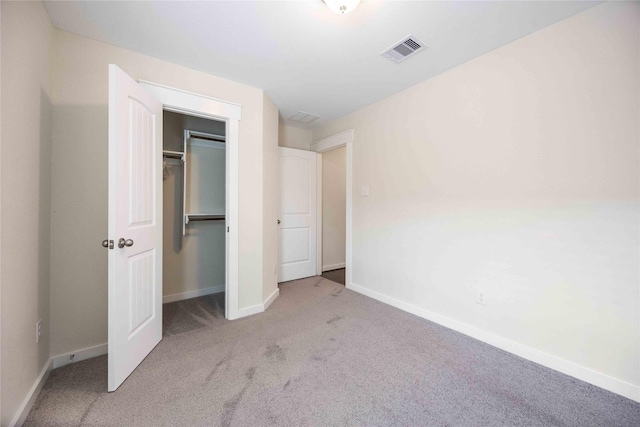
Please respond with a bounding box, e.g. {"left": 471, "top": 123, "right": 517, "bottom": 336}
{"left": 118, "top": 238, "right": 134, "bottom": 248}
{"left": 102, "top": 239, "right": 114, "bottom": 249}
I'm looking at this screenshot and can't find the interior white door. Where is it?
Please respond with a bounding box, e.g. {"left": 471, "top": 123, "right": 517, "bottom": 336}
{"left": 108, "top": 64, "right": 163, "bottom": 392}
{"left": 278, "top": 147, "right": 317, "bottom": 282}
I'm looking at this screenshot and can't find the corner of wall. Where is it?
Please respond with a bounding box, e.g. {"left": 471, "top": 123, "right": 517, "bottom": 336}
{"left": 1, "top": 0, "right": 55, "bottom": 424}
{"left": 278, "top": 122, "right": 312, "bottom": 151}
{"left": 263, "top": 94, "right": 279, "bottom": 304}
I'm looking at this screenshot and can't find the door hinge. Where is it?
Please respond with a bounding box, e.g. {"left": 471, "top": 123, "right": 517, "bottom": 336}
{"left": 227, "top": 227, "right": 229, "bottom": 232}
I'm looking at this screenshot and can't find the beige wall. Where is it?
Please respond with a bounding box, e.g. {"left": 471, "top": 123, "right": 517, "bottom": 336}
{"left": 322, "top": 147, "right": 346, "bottom": 270}
{"left": 163, "top": 112, "right": 226, "bottom": 298}
{"left": 49, "top": 29, "right": 272, "bottom": 356}
{"left": 263, "top": 94, "right": 279, "bottom": 302}
{"left": 314, "top": 1, "right": 640, "bottom": 390}
{"left": 1, "top": 1, "right": 53, "bottom": 424}
{"left": 278, "top": 124, "right": 312, "bottom": 150}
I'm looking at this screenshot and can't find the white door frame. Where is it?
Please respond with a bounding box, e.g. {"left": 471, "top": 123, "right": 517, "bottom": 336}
{"left": 139, "top": 80, "right": 241, "bottom": 320}
{"left": 311, "top": 129, "right": 354, "bottom": 288}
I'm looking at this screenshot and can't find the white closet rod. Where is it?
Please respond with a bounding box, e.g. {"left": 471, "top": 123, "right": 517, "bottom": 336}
{"left": 188, "top": 130, "right": 225, "bottom": 143}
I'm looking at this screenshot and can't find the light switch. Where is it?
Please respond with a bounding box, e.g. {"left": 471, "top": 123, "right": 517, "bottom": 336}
{"left": 361, "top": 185, "right": 369, "bottom": 197}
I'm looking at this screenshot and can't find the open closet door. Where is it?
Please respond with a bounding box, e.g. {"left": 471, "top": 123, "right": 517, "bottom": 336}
{"left": 107, "top": 64, "right": 163, "bottom": 392}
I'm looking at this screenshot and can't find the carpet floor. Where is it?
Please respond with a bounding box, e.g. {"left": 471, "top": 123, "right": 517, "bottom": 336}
{"left": 25, "top": 276, "right": 639, "bottom": 426}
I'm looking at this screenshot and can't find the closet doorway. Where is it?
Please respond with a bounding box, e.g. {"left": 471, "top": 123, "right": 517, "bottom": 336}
{"left": 162, "top": 111, "right": 227, "bottom": 313}
{"left": 108, "top": 68, "right": 241, "bottom": 392}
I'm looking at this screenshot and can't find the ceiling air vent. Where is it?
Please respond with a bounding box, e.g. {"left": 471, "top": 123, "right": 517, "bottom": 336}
{"left": 382, "top": 35, "right": 426, "bottom": 63}
{"left": 289, "top": 111, "right": 320, "bottom": 124}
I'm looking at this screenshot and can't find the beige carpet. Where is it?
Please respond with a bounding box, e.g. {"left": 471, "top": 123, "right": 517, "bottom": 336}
{"left": 25, "top": 276, "right": 639, "bottom": 426}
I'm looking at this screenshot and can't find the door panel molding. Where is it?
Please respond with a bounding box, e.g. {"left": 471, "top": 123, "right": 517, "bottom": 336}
{"left": 108, "top": 64, "right": 163, "bottom": 391}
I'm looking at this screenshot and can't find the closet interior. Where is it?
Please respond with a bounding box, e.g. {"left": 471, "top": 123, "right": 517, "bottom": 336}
{"left": 162, "top": 111, "right": 226, "bottom": 313}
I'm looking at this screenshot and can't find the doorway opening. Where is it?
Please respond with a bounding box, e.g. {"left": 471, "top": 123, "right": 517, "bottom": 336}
{"left": 162, "top": 111, "right": 227, "bottom": 322}
{"left": 310, "top": 129, "right": 353, "bottom": 288}
{"left": 320, "top": 146, "right": 347, "bottom": 286}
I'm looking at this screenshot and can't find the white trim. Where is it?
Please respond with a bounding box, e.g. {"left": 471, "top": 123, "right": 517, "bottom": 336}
{"left": 322, "top": 263, "right": 346, "bottom": 272}
{"left": 312, "top": 129, "right": 354, "bottom": 288}
{"left": 138, "top": 80, "right": 240, "bottom": 321}
{"left": 13, "top": 340, "right": 111, "bottom": 425}
{"left": 316, "top": 155, "right": 323, "bottom": 276}
{"left": 237, "top": 288, "right": 281, "bottom": 318}
{"left": 311, "top": 129, "right": 354, "bottom": 153}
{"left": 9, "top": 360, "right": 52, "bottom": 427}
{"left": 345, "top": 142, "right": 353, "bottom": 288}
{"left": 263, "top": 288, "right": 280, "bottom": 311}
{"left": 162, "top": 286, "right": 225, "bottom": 304}
{"left": 237, "top": 303, "right": 264, "bottom": 318}
{"left": 225, "top": 119, "right": 240, "bottom": 320}
{"left": 139, "top": 80, "right": 242, "bottom": 121}
{"left": 52, "top": 343, "right": 108, "bottom": 370}
{"left": 347, "top": 282, "right": 640, "bottom": 403}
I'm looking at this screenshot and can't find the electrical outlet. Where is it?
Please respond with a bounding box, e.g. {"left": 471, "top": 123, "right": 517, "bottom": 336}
{"left": 36, "top": 319, "right": 42, "bottom": 343}
{"left": 476, "top": 289, "right": 487, "bottom": 306}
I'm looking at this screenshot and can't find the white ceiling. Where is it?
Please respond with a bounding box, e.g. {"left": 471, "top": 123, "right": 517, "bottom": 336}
{"left": 44, "top": 0, "right": 600, "bottom": 128}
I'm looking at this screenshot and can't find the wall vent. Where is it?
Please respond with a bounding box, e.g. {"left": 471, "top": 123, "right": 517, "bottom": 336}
{"left": 381, "top": 35, "right": 426, "bottom": 63}
{"left": 289, "top": 111, "right": 320, "bottom": 124}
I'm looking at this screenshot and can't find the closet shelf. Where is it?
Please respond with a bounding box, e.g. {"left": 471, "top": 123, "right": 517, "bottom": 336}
{"left": 163, "top": 150, "right": 184, "bottom": 160}
{"left": 185, "top": 214, "right": 225, "bottom": 223}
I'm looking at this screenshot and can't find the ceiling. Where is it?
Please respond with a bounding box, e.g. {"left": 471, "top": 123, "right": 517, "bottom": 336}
{"left": 44, "top": 1, "right": 600, "bottom": 129}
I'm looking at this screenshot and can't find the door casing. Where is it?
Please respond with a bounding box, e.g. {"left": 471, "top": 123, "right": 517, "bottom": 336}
{"left": 310, "top": 130, "right": 354, "bottom": 288}
{"left": 139, "top": 80, "right": 242, "bottom": 320}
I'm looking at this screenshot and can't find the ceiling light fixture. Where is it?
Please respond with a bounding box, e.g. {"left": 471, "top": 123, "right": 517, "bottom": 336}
{"left": 323, "top": 0, "right": 361, "bottom": 15}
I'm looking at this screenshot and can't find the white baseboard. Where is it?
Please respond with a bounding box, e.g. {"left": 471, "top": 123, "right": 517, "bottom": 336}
{"left": 52, "top": 342, "right": 108, "bottom": 369}
{"left": 322, "top": 263, "right": 345, "bottom": 272}
{"left": 14, "top": 342, "right": 109, "bottom": 425}
{"left": 237, "top": 288, "right": 280, "bottom": 318}
{"left": 264, "top": 288, "right": 279, "bottom": 311}
{"left": 347, "top": 282, "right": 640, "bottom": 403}
{"left": 162, "top": 285, "right": 225, "bottom": 304}
{"left": 10, "top": 359, "right": 52, "bottom": 427}
{"left": 237, "top": 302, "right": 264, "bottom": 318}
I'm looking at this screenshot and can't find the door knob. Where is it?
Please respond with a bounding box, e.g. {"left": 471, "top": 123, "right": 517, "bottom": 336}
{"left": 118, "top": 238, "right": 134, "bottom": 248}
{"left": 102, "top": 239, "right": 114, "bottom": 249}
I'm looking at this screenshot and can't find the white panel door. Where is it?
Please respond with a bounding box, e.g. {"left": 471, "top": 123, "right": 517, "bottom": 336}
{"left": 108, "top": 64, "right": 163, "bottom": 392}
{"left": 279, "top": 147, "right": 317, "bottom": 282}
